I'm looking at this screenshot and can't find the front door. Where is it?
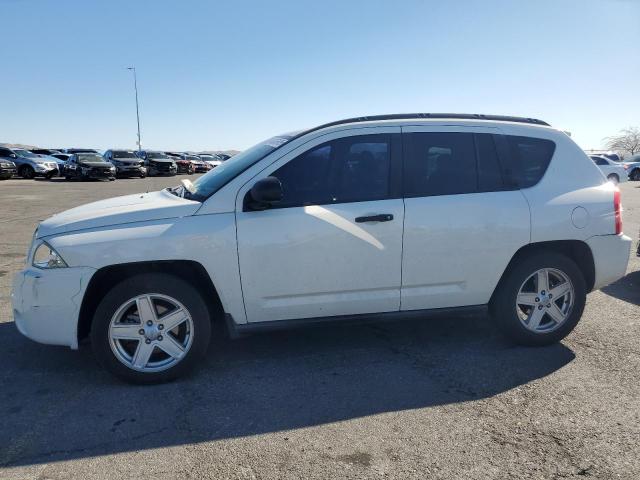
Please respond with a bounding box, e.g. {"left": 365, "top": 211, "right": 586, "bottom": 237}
{"left": 236, "top": 128, "right": 404, "bottom": 323}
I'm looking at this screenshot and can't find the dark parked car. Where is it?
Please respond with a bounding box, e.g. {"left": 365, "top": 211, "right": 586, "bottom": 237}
{"left": 103, "top": 150, "right": 147, "bottom": 178}
{"left": 166, "top": 152, "right": 194, "bottom": 174}
{"left": 64, "top": 153, "right": 116, "bottom": 181}
{"left": 138, "top": 151, "right": 177, "bottom": 176}
{"left": 0, "top": 159, "right": 16, "bottom": 179}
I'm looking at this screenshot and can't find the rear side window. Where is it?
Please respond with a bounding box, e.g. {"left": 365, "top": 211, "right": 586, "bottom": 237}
{"left": 506, "top": 136, "right": 556, "bottom": 188}
{"left": 403, "top": 132, "right": 476, "bottom": 197}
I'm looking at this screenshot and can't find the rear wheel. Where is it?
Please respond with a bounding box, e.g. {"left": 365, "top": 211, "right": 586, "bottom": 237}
{"left": 19, "top": 165, "right": 35, "bottom": 179}
{"left": 607, "top": 173, "right": 619, "bottom": 184}
{"left": 91, "top": 273, "right": 211, "bottom": 384}
{"left": 491, "top": 252, "right": 586, "bottom": 346}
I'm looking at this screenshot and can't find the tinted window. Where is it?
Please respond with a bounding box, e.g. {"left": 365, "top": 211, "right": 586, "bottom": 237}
{"left": 591, "top": 156, "right": 608, "bottom": 166}
{"left": 506, "top": 136, "right": 555, "bottom": 188}
{"left": 475, "top": 134, "right": 504, "bottom": 191}
{"left": 271, "top": 135, "right": 391, "bottom": 208}
{"left": 403, "top": 132, "right": 476, "bottom": 197}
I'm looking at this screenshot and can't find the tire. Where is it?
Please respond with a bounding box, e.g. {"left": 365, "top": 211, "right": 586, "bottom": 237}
{"left": 19, "top": 165, "right": 35, "bottom": 179}
{"left": 607, "top": 173, "right": 619, "bottom": 184}
{"left": 631, "top": 169, "right": 640, "bottom": 181}
{"left": 45, "top": 171, "right": 55, "bottom": 180}
{"left": 188, "top": 165, "right": 194, "bottom": 175}
{"left": 90, "top": 273, "right": 211, "bottom": 384}
{"left": 490, "top": 252, "right": 586, "bottom": 346}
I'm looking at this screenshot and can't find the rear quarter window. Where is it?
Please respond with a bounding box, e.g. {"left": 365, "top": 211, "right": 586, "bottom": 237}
{"left": 505, "top": 135, "right": 556, "bottom": 188}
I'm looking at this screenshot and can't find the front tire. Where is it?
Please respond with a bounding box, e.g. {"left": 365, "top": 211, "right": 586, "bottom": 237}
{"left": 19, "top": 165, "right": 35, "bottom": 179}
{"left": 90, "top": 273, "right": 211, "bottom": 384}
{"left": 490, "top": 252, "right": 586, "bottom": 346}
{"left": 630, "top": 169, "right": 640, "bottom": 181}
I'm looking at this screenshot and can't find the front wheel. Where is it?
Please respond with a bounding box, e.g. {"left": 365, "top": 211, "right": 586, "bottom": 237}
{"left": 631, "top": 169, "right": 640, "bottom": 181}
{"left": 490, "top": 252, "right": 586, "bottom": 346}
{"left": 91, "top": 273, "right": 211, "bottom": 384}
{"left": 20, "top": 165, "right": 35, "bottom": 179}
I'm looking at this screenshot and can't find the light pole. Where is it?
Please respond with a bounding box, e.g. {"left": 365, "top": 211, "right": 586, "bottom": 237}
{"left": 127, "top": 66, "right": 142, "bottom": 152}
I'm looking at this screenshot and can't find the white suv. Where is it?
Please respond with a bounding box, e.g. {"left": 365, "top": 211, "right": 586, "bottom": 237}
{"left": 12, "top": 114, "right": 632, "bottom": 383}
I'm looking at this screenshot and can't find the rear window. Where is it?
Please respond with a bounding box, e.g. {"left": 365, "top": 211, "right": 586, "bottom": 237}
{"left": 506, "top": 136, "right": 556, "bottom": 188}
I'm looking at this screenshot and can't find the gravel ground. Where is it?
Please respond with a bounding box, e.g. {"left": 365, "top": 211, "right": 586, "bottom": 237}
{"left": 0, "top": 176, "right": 638, "bottom": 480}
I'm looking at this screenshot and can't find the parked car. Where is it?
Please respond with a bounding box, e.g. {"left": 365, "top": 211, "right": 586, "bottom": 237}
{"left": 183, "top": 154, "right": 208, "bottom": 173}
{"left": 138, "top": 151, "right": 177, "bottom": 176}
{"left": 198, "top": 154, "right": 222, "bottom": 169}
{"left": 166, "top": 153, "right": 194, "bottom": 174}
{"left": 0, "top": 147, "right": 58, "bottom": 179}
{"left": 103, "top": 150, "right": 147, "bottom": 178}
{"left": 0, "top": 159, "right": 16, "bottom": 179}
{"left": 11, "top": 113, "right": 632, "bottom": 384}
{"left": 622, "top": 155, "right": 640, "bottom": 181}
{"left": 589, "top": 155, "right": 628, "bottom": 184}
{"left": 64, "top": 153, "right": 116, "bottom": 181}
{"left": 216, "top": 153, "right": 231, "bottom": 161}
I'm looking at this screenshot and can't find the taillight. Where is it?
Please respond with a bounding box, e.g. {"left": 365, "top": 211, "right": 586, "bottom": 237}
{"left": 614, "top": 187, "right": 622, "bottom": 234}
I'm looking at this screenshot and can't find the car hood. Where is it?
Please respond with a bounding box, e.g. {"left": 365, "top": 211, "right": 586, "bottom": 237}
{"left": 148, "top": 158, "right": 174, "bottom": 163}
{"left": 37, "top": 189, "right": 200, "bottom": 238}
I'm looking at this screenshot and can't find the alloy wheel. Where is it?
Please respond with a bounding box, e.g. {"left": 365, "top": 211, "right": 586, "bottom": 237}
{"left": 108, "top": 294, "right": 194, "bottom": 372}
{"left": 515, "top": 268, "right": 574, "bottom": 333}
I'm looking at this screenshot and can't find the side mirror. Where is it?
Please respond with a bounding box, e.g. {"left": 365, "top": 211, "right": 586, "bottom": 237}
{"left": 248, "top": 176, "right": 283, "bottom": 209}
{"left": 10, "top": 154, "right": 17, "bottom": 158}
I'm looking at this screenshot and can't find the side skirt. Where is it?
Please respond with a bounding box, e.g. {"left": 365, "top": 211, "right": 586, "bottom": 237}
{"left": 224, "top": 305, "right": 488, "bottom": 339}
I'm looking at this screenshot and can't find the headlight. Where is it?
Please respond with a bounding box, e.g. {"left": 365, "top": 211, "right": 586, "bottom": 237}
{"left": 110, "top": 165, "right": 116, "bottom": 171}
{"left": 32, "top": 242, "right": 68, "bottom": 269}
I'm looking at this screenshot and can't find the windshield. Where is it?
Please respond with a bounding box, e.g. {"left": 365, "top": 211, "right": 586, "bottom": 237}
{"left": 15, "top": 149, "right": 38, "bottom": 158}
{"left": 186, "top": 155, "right": 200, "bottom": 161}
{"left": 112, "top": 150, "right": 137, "bottom": 159}
{"left": 77, "top": 153, "right": 104, "bottom": 163}
{"left": 185, "top": 134, "right": 295, "bottom": 202}
{"left": 148, "top": 152, "right": 170, "bottom": 159}
{"left": 199, "top": 155, "right": 216, "bottom": 160}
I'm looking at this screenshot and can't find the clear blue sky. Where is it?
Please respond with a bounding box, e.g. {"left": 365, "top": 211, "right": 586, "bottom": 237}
{"left": 1, "top": 0, "right": 638, "bottom": 151}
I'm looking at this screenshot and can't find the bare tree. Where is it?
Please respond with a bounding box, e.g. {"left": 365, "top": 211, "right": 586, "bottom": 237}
{"left": 604, "top": 127, "right": 640, "bottom": 157}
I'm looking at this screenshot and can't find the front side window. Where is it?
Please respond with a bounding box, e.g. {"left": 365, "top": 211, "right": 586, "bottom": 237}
{"left": 270, "top": 134, "right": 392, "bottom": 208}
{"left": 403, "top": 132, "right": 477, "bottom": 197}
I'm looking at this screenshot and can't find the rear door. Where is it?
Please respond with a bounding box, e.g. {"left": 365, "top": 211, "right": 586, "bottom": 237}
{"left": 236, "top": 127, "right": 405, "bottom": 322}
{"left": 400, "top": 126, "right": 530, "bottom": 310}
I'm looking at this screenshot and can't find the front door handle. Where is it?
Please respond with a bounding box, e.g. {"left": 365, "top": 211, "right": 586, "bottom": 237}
{"left": 355, "top": 214, "right": 394, "bottom": 223}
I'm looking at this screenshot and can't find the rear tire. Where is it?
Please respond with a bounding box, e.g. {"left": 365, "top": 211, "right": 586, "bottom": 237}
{"left": 90, "top": 273, "right": 211, "bottom": 384}
{"left": 490, "top": 252, "right": 586, "bottom": 346}
{"left": 607, "top": 173, "right": 619, "bottom": 184}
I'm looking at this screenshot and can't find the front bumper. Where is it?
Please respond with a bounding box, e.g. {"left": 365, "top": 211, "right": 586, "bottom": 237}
{"left": 0, "top": 167, "right": 16, "bottom": 178}
{"left": 116, "top": 166, "right": 146, "bottom": 176}
{"left": 12, "top": 266, "right": 96, "bottom": 349}
{"left": 586, "top": 234, "right": 632, "bottom": 290}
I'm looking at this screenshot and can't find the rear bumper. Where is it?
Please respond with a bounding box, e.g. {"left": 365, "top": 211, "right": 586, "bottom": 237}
{"left": 11, "top": 266, "right": 96, "bottom": 349}
{"left": 586, "top": 234, "right": 632, "bottom": 290}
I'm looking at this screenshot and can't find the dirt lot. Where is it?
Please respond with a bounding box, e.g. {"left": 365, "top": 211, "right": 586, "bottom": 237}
{"left": 0, "top": 176, "right": 638, "bottom": 479}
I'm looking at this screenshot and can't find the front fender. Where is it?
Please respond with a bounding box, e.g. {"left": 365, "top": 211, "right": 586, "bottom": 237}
{"left": 46, "top": 213, "right": 246, "bottom": 324}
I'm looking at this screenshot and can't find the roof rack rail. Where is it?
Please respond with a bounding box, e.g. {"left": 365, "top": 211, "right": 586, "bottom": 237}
{"left": 295, "top": 113, "right": 550, "bottom": 139}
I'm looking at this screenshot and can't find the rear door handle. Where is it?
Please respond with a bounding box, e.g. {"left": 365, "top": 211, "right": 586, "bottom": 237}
{"left": 354, "top": 214, "right": 394, "bottom": 223}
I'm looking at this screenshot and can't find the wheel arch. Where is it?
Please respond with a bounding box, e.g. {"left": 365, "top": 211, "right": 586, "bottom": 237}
{"left": 77, "top": 260, "right": 224, "bottom": 343}
{"left": 490, "top": 240, "right": 596, "bottom": 305}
